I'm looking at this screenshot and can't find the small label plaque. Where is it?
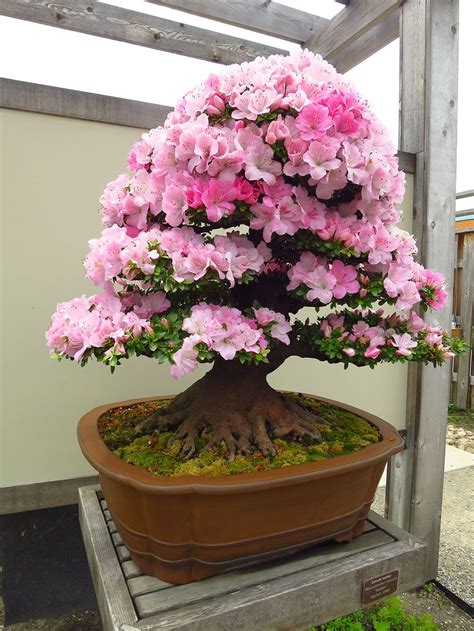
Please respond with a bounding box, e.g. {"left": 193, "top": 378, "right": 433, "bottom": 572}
{"left": 362, "top": 569, "right": 399, "bottom": 604}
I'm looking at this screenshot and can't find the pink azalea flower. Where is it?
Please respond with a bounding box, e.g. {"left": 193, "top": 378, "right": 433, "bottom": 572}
{"left": 306, "top": 266, "right": 337, "bottom": 304}
{"left": 201, "top": 178, "right": 236, "bottom": 221}
{"left": 100, "top": 173, "right": 129, "bottom": 227}
{"left": 133, "top": 292, "right": 170, "bottom": 319}
{"left": 331, "top": 260, "right": 359, "bottom": 299}
{"left": 162, "top": 185, "right": 188, "bottom": 226}
{"left": 407, "top": 312, "right": 425, "bottom": 335}
{"left": 253, "top": 307, "right": 292, "bottom": 345}
{"left": 395, "top": 281, "right": 420, "bottom": 311}
{"left": 294, "top": 186, "right": 326, "bottom": 231}
{"left": 170, "top": 335, "right": 200, "bottom": 379}
{"left": 364, "top": 344, "right": 382, "bottom": 359}
{"left": 283, "top": 138, "right": 310, "bottom": 178}
{"left": 384, "top": 262, "right": 414, "bottom": 298}
{"left": 392, "top": 333, "right": 418, "bottom": 356}
{"left": 303, "top": 138, "right": 341, "bottom": 181}
{"left": 295, "top": 103, "right": 333, "bottom": 141}
{"left": 245, "top": 141, "right": 282, "bottom": 185}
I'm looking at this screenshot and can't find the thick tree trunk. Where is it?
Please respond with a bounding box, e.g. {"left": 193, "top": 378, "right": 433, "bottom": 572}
{"left": 135, "top": 359, "right": 325, "bottom": 458}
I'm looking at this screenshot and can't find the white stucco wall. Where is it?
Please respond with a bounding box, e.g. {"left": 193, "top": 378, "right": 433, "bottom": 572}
{"left": 0, "top": 108, "right": 413, "bottom": 487}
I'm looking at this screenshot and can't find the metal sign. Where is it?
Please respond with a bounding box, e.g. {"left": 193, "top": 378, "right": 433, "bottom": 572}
{"left": 362, "top": 569, "right": 400, "bottom": 605}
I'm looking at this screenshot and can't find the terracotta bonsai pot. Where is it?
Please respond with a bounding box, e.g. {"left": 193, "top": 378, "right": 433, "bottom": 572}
{"left": 77, "top": 394, "right": 403, "bottom": 585}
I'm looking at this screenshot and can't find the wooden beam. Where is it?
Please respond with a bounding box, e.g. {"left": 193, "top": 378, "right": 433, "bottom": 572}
{"left": 329, "top": 8, "right": 399, "bottom": 73}
{"left": 305, "top": 0, "right": 402, "bottom": 63}
{"left": 0, "top": 79, "right": 172, "bottom": 129}
{"left": 455, "top": 233, "right": 474, "bottom": 408}
{"left": 79, "top": 487, "right": 139, "bottom": 630}
{"left": 145, "top": 0, "right": 329, "bottom": 44}
{"left": 0, "top": 474, "right": 99, "bottom": 514}
{"left": 456, "top": 189, "right": 474, "bottom": 200}
{"left": 0, "top": 0, "right": 286, "bottom": 65}
{"left": 397, "top": 150, "right": 416, "bottom": 175}
{"left": 387, "top": 0, "right": 459, "bottom": 582}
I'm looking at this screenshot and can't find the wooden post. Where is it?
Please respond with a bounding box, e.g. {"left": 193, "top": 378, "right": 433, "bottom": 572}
{"left": 387, "top": 0, "right": 459, "bottom": 581}
{"left": 455, "top": 232, "right": 474, "bottom": 408}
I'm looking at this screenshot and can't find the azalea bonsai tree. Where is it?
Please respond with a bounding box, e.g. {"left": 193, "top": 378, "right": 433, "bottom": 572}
{"left": 47, "top": 50, "right": 465, "bottom": 459}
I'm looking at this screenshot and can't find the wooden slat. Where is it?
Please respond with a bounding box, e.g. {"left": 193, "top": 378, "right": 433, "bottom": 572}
{"left": 305, "top": 0, "right": 402, "bottom": 63}
{"left": 117, "top": 544, "right": 132, "bottom": 563}
{"left": 104, "top": 508, "right": 113, "bottom": 522}
{"left": 330, "top": 8, "right": 399, "bottom": 73}
{"left": 112, "top": 531, "right": 124, "bottom": 547}
{"left": 146, "top": 0, "right": 328, "bottom": 44}
{"left": 134, "top": 529, "right": 395, "bottom": 619}
{"left": 79, "top": 486, "right": 138, "bottom": 631}
{"left": 455, "top": 232, "right": 474, "bottom": 408}
{"left": 0, "top": 79, "right": 171, "bottom": 129}
{"left": 387, "top": 0, "right": 460, "bottom": 582}
{"left": 128, "top": 574, "right": 171, "bottom": 598}
{"left": 107, "top": 519, "right": 118, "bottom": 535}
{"left": 135, "top": 538, "right": 426, "bottom": 630}
{"left": 451, "top": 372, "right": 474, "bottom": 385}
{"left": 1, "top": 0, "right": 286, "bottom": 65}
{"left": 123, "top": 560, "right": 144, "bottom": 580}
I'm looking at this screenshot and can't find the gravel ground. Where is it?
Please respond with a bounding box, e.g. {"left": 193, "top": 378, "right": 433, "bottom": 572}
{"left": 373, "top": 465, "right": 473, "bottom": 606}
{"left": 437, "top": 467, "right": 473, "bottom": 605}
{"left": 446, "top": 424, "right": 474, "bottom": 453}
{"left": 398, "top": 585, "right": 473, "bottom": 630}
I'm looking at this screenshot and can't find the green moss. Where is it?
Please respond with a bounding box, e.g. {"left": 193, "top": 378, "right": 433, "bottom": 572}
{"left": 98, "top": 394, "right": 381, "bottom": 477}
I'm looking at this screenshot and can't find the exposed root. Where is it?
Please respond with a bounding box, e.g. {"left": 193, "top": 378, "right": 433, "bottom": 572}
{"left": 134, "top": 385, "right": 325, "bottom": 460}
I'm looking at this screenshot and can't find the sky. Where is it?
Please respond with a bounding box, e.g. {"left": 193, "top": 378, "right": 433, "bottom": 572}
{"left": 0, "top": 0, "right": 472, "bottom": 208}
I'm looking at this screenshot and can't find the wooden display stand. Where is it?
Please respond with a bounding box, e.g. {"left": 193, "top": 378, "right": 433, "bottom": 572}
{"left": 79, "top": 485, "right": 426, "bottom": 631}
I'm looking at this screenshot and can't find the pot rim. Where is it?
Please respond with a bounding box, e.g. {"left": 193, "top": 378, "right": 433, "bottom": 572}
{"left": 77, "top": 393, "right": 404, "bottom": 495}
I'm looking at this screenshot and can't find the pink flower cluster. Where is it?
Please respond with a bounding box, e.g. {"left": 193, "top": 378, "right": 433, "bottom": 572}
{"left": 287, "top": 248, "right": 447, "bottom": 312}
{"left": 319, "top": 311, "right": 452, "bottom": 360}
{"left": 45, "top": 291, "right": 169, "bottom": 362}
{"left": 101, "top": 49, "right": 404, "bottom": 238}
{"left": 84, "top": 225, "right": 271, "bottom": 289}
{"left": 288, "top": 252, "right": 359, "bottom": 304}
{"left": 171, "top": 304, "right": 291, "bottom": 378}
{"left": 169, "top": 231, "right": 271, "bottom": 287}
{"left": 47, "top": 49, "right": 453, "bottom": 377}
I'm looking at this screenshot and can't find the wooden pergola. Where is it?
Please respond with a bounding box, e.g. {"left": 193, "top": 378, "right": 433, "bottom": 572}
{"left": 0, "top": 0, "right": 461, "bottom": 615}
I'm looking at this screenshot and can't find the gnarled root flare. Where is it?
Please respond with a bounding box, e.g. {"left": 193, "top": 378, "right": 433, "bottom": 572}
{"left": 134, "top": 367, "right": 326, "bottom": 459}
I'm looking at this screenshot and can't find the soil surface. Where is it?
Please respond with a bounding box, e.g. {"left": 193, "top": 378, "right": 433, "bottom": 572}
{"left": 99, "top": 394, "right": 380, "bottom": 477}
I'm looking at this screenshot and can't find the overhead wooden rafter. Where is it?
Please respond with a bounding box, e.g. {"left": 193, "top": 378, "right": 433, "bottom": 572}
{"left": 145, "top": 0, "right": 329, "bottom": 43}
{"left": 0, "top": 0, "right": 286, "bottom": 64}
{"left": 306, "top": 0, "right": 402, "bottom": 67}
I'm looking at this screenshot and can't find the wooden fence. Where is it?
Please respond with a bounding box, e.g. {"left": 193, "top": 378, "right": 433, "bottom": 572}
{"left": 452, "top": 195, "right": 474, "bottom": 409}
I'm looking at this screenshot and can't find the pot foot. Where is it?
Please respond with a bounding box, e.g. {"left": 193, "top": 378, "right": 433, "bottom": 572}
{"left": 334, "top": 519, "right": 366, "bottom": 543}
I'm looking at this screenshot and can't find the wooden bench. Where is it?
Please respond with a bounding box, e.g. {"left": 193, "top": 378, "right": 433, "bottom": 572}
{"left": 79, "top": 485, "right": 427, "bottom": 631}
